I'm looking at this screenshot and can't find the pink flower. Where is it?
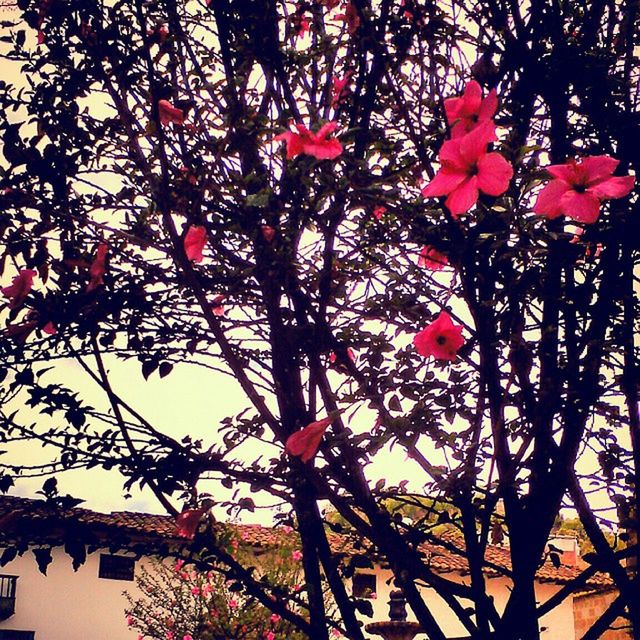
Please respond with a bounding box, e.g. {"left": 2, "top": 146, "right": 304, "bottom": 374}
{"left": 331, "top": 629, "right": 343, "bottom": 638}
{"left": 265, "top": 633, "right": 276, "bottom": 640}
{"left": 270, "top": 613, "right": 282, "bottom": 624}
{"left": 183, "top": 636, "right": 194, "bottom": 640}
{"left": 211, "top": 294, "right": 225, "bottom": 317}
{"left": 335, "top": 3, "right": 360, "bottom": 34}
{"left": 533, "top": 155, "right": 635, "bottom": 224}
{"left": 274, "top": 122, "right": 342, "bottom": 160}
{"left": 147, "top": 24, "right": 169, "bottom": 45}
{"left": 229, "top": 598, "right": 238, "bottom": 609}
{"left": 418, "top": 246, "right": 449, "bottom": 270}
{"left": 444, "top": 80, "right": 498, "bottom": 138}
{"left": 184, "top": 225, "right": 207, "bottom": 262}
{"left": 2, "top": 270, "right": 37, "bottom": 309}
{"left": 293, "top": 583, "right": 302, "bottom": 592}
{"left": 372, "top": 205, "right": 386, "bottom": 220}
{"left": 158, "top": 100, "right": 185, "bottom": 126}
{"left": 292, "top": 12, "right": 310, "bottom": 38}
{"left": 86, "top": 243, "right": 108, "bottom": 292}
{"left": 127, "top": 615, "right": 134, "bottom": 626}
{"left": 191, "top": 586, "right": 200, "bottom": 595}
{"left": 281, "top": 525, "right": 293, "bottom": 534}
{"left": 175, "top": 507, "right": 208, "bottom": 539}
{"left": 292, "top": 550, "right": 303, "bottom": 561}
{"left": 413, "top": 311, "right": 465, "bottom": 362}
{"left": 42, "top": 321, "right": 56, "bottom": 335}
{"left": 329, "top": 348, "right": 355, "bottom": 366}
{"left": 175, "top": 559, "right": 185, "bottom": 571}
{"left": 210, "top": 609, "right": 219, "bottom": 618}
{"left": 421, "top": 121, "right": 513, "bottom": 217}
{"left": 332, "top": 74, "right": 351, "bottom": 107}
{"left": 262, "top": 225, "right": 276, "bottom": 242}
{"left": 321, "top": 0, "right": 341, "bottom": 7}
{"left": 285, "top": 416, "right": 334, "bottom": 463}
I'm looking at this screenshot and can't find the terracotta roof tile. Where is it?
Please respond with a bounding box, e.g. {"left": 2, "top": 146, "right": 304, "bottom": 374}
{"left": 0, "top": 495, "right": 612, "bottom": 588}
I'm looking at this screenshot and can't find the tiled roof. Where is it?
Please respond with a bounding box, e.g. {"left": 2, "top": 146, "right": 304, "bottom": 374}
{"left": 0, "top": 495, "right": 612, "bottom": 588}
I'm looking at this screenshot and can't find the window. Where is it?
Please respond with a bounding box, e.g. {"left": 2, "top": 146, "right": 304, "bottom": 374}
{"left": 98, "top": 554, "right": 135, "bottom": 581}
{"left": 0, "top": 575, "right": 17, "bottom": 621}
{"left": 352, "top": 572, "right": 376, "bottom": 599}
{"left": 0, "top": 632, "right": 35, "bottom": 640}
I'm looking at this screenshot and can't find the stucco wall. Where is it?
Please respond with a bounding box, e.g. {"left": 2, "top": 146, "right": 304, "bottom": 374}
{"left": 0, "top": 547, "right": 144, "bottom": 640}
{"left": 573, "top": 590, "right": 632, "bottom": 640}
{"left": 357, "top": 567, "right": 575, "bottom": 639}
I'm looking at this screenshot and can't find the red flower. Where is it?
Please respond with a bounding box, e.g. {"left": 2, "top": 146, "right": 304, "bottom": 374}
{"left": 274, "top": 122, "right": 343, "bottom": 160}
{"left": 42, "top": 321, "right": 56, "bottom": 335}
{"left": 372, "top": 205, "right": 386, "bottom": 220}
{"left": 147, "top": 24, "right": 169, "bottom": 45}
{"left": 533, "top": 155, "right": 635, "bottom": 224}
{"left": 4, "top": 320, "right": 37, "bottom": 344}
{"left": 335, "top": 3, "right": 360, "bottom": 34}
{"left": 175, "top": 507, "right": 208, "bottom": 539}
{"left": 184, "top": 225, "right": 207, "bottom": 262}
{"left": 321, "top": 0, "right": 341, "bottom": 8}
{"left": 413, "top": 311, "right": 464, "bottom": 361}
{"left": 261, "top": 225, "right": 276, "bottom": 242}
{"left": 331, "top": 74, "right": 351, "bottom": 107}
{"left": 444, "top": 80, "right": 498, "bottom": 138}
{"left": 292, "top": 12, "right": 310, "bottom": 38}
{"left": 86, "top": 243, "right": 108, "bottom": 292}
{"left": 2, "top": 270, "right": 37, "bottom": 309}
{"left": 158, "top": 100, "right": 185, "bottom": 126}
{"left": 285, "top": 416, "right": 335, "bottom": 463}
{"left": 421, "top": 121, "right": 513, "bottom": 217}
{"left": 418, "top": 246, "right": 448, "bottom": 270}
{"left": 211, "top": 294, "right": 225, "bottom": 317}
{"left": 329, "top": 348, "right": 355, "bottom": 365}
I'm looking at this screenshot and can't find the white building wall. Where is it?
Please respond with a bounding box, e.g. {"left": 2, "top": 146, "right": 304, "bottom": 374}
{"left": 0, "top": 547, "right": 146, "bottom": 640}
{"left": 360, "top": 567, "right": 575, "bottom": 639}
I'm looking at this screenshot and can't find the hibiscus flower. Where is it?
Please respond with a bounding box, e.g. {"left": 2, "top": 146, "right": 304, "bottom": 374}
{"left": 418, "top": 246, "right": 449, "bottom": 270}
{"left": 175, "top": 507, "right": 208, "bottom": 539}
{"left": 184, "top": 225, "right": 207, "bottom": 262}
{"left": 413, "top": 311, "right": 465, "bottom": 361}
{"left": 421, "top": 121, "right": 513, "bottom": 217}
{"left": 274, "top": 122, "right": 343, "bottom": 160}
{"left": 2, "top": 269, "right": 37, "bottom": 309}
{"left": 158, "top": 100, "right": 185, "bottom": 126}
{"left": 285, "top": 416, "right": 335, "bottom": 463}
{"left": 444, "top": 80, "right": 498, "bottom": 138}
{"left": 331, "top": 74, "right": 351, "bottom": 107}
{"left": 86, "top": 243, "right": 108, "bottom": 292}
{"left": 533, "top": 155, "right": 635, "bottom": 224}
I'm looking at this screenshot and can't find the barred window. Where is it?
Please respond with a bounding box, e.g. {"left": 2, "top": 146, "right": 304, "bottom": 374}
{"left": 98, "top": 554, "right": 135, "bottom": 581}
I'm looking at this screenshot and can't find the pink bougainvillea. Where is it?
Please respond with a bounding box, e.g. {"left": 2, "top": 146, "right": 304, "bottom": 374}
{"left": 421, "top": 121, "right": 513, "bottom": 217}
{"left": 533, "top": 155, "right": 634, "bottom": 224}
{"left": 275, "top": 122, "right": 343, "bottom": 160}
{"left": 444, "top": 80, "right": 498, "bottom": 138}
{"left": 372, "top": 205, "right": 387, "bottom": 220}
{"left": 184, "top": 225, "right": 207, "bottom": 262}
{"left": 413, "top": 311, "right": 465, "bottom": 361}
{"left": 2, "top": 269, "right": 37, "bottom": 309}
{"left": 285, "top": 416, "right": 334, "bottom": 463}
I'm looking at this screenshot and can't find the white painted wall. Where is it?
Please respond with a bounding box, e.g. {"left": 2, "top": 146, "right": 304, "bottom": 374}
{"left": 358, "top": 567, "right": 575, "bottom": 639}
{"left": 0, "top": 547, "right": 145, "bottom": 640}
{"left": 0, "top": 546, "right": 576, "bottom": 640}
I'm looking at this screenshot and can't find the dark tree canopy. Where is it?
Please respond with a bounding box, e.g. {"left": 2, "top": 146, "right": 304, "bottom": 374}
{"left": 0, "top": 1, "right": 639, "bottom": 639}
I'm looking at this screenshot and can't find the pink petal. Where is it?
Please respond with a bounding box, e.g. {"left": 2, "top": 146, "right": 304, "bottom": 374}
{"left": 315, "top": 121, "right": 339, "bottom": 140}
{"left": 184, "top": 225, "right": 207, "bottom": 262}
{"left": 580, "top": 155, "right": 619, "bottom": 184}
{"left": 444, "top": 96, "right": 463, "bottom": 124}
{"left": 438, "top": 138, "right": 468, "bottom": 170}
{"left": 589, "top": 175, "right": 635, "bottom": 200}
{"left": 476, "top": 152, "right": 513, "bottom": 196}
{"left": 460, "top": 80, "right": 482, "bottom": 117}
{"left": 546, "top": 163, "right": 577, "bottom": 183}
{"left": 478, "top": 88, "right": 498, "bottom": 120}
{"left": 559, "top": 190, "right": 602, "bottom": 224}
{"left": 458, "top": 120, "right": 496, "bottom": 164}
{"left": 422, "top": 168, "right": 467, "bottom": 197}
{"left": 445, "top": 176, "right": 479, "bottom": 216}
{"left": 304, "top": 138, "right": 343, "bottom": 160}
{"left": 533, "top": 180, "right": 570, "bottom": 218}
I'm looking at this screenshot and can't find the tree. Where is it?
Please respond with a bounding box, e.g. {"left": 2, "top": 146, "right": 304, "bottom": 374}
{"left": 0, "top": 0, "right": 638, "bottom": 639}
{"left": 125, "top": 531, "right": 310, "bottom": 640}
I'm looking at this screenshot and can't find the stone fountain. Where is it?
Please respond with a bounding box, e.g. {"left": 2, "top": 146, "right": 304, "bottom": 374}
{"left": 365, "top": 590, "right": 426, "bottom": 640}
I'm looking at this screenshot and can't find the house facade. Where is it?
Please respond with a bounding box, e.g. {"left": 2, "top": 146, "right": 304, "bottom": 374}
{"left": 0, "top": 495, "right": 623, "bottom": 640}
